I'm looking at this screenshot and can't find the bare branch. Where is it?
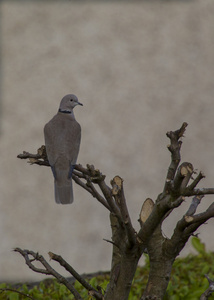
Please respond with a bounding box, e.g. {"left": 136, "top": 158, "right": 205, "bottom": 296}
{"left": 98, "top": 180, "right": 122, "bottom": 219}
{"left": 17, "top": 148, "right": 112, "bottom": 212}
{"left": 48, "top": 252, "right": 103, "bottom": 300}
{"left": 182, "top": 188, "right": 214, "bottom": 197}
{"left": 72, "top": 174, "right": 110, "bottom": 210}
{"left": 111, "top": 176, "right": 136, "bottom": 248}
{"left": 163, "top": 122, "right": 188, "bottom": 193}
{"left": 188, "top": 171, "right": 205, "bottom": 190}
{"left": 168, "top": 196, "right": 185, "bottom": 209}
{"left": 168, "top": 201, "right": 214, "bottom": 257}
{"left": 174, "top": 162, "right": 194, "bottom": 191}
{"left": 14, "top": 248, "right": 83, "bottom": 300}
{"left": 200, "top": 275, "right": 214, "bottom": 300}
{"left": 186, "top": 202, "right": 214, "bottom": 224}
{"left": 0, "top": 288, "right": 36, "bottom": 300}
{"left": 186, "top": 195, "right": 203, "bottom": 216}
{"left": 17, "top": 146, "right": 49, "bottom": 166}
{"left": 103, "top": 238, "right": 121, "bottom": 250}
{"left": 137, "top": 194, "right": 171, "bottom": 245}
{"left": 139, "top": 198, "right": 154, "bottom": 227}
{"left": 87, "top": 180, "right": 111, "bottom": 210}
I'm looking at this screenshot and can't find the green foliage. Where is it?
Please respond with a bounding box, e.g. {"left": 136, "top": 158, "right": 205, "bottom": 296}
{"left": 0, "top": 238, "right": 214, "bottom": 300}
{"left": 165, "top": 237, "right": 214, "bottom": 300}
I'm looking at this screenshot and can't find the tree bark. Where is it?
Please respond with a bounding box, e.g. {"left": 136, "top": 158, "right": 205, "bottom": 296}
{"left": 105, "top": 214, "right": 142, "bottom": 300}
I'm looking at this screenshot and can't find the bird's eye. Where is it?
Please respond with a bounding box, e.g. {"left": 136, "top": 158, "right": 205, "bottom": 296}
{"left": 70, "top": 99, "right": 73, "bottom": 102}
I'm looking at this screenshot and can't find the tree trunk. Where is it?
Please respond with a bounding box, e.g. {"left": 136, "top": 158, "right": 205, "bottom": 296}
{"left": 140, "top": 224, "right": 175, "bottom": 300}
{"left": 105, "top": 213, "right": 142, "bottom": 300}
{"left": 141, "top": 258, "right": 174, "bottom": 300}
{"left": 105, "top": 253, "right": 139, "bottom": 300}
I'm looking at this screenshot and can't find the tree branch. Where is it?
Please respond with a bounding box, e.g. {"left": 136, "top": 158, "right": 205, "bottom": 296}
{"left": 14, "top": 248, "right": 83, "bottom": 300}
{"left": 173, "top": 162, "right": 193, "bottom": 192}
{"left": 48, "top": 252, "right": 103, "bottom": 300}
{"left": 188, "top": 171, "right": 205, "bottom": 190}
{"left": 186, "top": 195, "right": 203, "bottom": 216}
{"left": 163, "top": 122, "right": 188, "bottom": 193}
{"left": 182, "top": 188, "right": 214, "bottom": 197}
{"left": 165, "top": 199, "right": 214, "bottom": 258}
{"left": 17, "top": 146, "right": 49, "bottom": 166}
{"left": 98, "top": 180, "right": 122, "bottom": 220}
{"left": 111, "top": 176, "right": 136, "bottom": 248}
{"left": 0, "top": 288, "right": 36, "bottom": 300}
{"left": 200, "top": 275, "right": 214, "bottom": 300}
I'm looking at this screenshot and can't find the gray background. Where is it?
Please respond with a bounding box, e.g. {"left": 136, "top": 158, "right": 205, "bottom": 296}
{"left": 1, "top": 0, "right": 214, "bottom": 282}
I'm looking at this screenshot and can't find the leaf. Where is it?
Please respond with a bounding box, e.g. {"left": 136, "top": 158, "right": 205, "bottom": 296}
{"left": 9, "top": 292, "right": 19, "bottom": 300}
{"left": 0, "top": 283, "right": 7, "bottom": 289}
{"left": 191, "top": 237, "right": 206, "bottom": 254}
{"left": 89, "top": 277, "right": 98, "bottom": 288}
{"left": 59, "top": 284, "right": 67, "bottom": 296}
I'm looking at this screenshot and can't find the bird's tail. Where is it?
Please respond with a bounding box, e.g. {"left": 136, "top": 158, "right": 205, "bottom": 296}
{"left": 54, "top": 180, "right": 73, "bottom": 204}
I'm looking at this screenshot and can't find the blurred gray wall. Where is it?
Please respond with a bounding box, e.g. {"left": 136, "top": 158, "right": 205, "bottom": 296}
{"left": 1, "top": 0, "right": 214, "bottom": 282}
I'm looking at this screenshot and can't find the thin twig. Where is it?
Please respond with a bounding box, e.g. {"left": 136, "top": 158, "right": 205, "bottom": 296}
{"left": 103, "top": 238, "right": 121, "bottom": 250}
{"left": 188, "top": 171, "right": 205, "bottom": 190}
{"left": 0, "top": 288, "right": 36, "bottom": 300}
{"left": 14, "top": 248, "right": 83, "bottom": 300}
{"left": 86, "top": 179, "right": 110, "bottom": 210}
{"left": 48, "top": 252, "right": 103, "bottom": 300}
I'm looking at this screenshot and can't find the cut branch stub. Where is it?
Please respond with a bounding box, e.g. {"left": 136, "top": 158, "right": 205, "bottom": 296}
{"left": 111, "top": 176, "right": 123, "bottom": 196}
{"left": 173, "top": 162, "right": 194, "bottom": 192}
{"left": 17, "top": 146, "right": 49, "bottom": 166}
{"left": 186, "top": 195, "right": 203, "bottom": 216}
{"left": 139, "top": 198, "right": 154, "bottom": 226}
{"left": 111, "top": 176, "right": 136, "bottom": 247}
{"left": 180, "top": 163, "right": 193, "bottom": 177}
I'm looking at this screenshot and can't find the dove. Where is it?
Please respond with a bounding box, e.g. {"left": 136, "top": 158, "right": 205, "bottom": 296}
{"left": 44, "top": 94, "right": 83, "bottom": 204}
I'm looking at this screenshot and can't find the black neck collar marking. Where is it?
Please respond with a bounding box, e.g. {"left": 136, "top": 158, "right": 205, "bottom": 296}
{"left": 58, "top": 109, "right": 72, "bottom": 114}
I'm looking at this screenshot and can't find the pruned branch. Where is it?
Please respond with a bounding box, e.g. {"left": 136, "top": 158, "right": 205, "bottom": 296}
{"left": 17, "top": 148, "right": 113, "bottom": 213}
{"left": 98, "top": 180, "right": 122, "bottom": 219}
{"left": 173, "top": 162, "right": 194, "bottom": 192}
{"left": 182, "top": 188, "right": 214, "bottom": 197}
{"left": 111, "top": 176, "right": 136, "bottom": 248}
{"left": 163, "top": 122, "right": 188, "bottom": 193}
{"left": 186, "top": 195, "right": 203, "bottom": 216}
{"left": 188, "top": 171, "right": 205, "bottom": 190}
{"left": 139, "top": 198, "right": 154, "bottom": 227}
{"left": 165, "top": 198, "right": 214, "bottom": 258}
{"left": 17, "top": 146, "right": 49, "bottom": 166}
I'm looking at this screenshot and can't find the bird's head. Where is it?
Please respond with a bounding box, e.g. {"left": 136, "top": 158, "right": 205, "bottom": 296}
{"left": 59, "top": 94, "right": 83, "bottom": 112}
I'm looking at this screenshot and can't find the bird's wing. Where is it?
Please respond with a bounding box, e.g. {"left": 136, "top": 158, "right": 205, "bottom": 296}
{"left": 44, "top": 114, "right": 81, "bottom": 176}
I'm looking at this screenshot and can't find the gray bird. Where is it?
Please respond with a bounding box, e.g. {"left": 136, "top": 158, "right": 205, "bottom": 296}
{"left": 44, "top": 94, "right": 83, "bottom": 204}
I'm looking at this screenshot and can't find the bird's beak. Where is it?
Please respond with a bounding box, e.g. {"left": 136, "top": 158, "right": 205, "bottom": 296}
{"left": 77, "top": 102, "right": 83, "bottom": 106}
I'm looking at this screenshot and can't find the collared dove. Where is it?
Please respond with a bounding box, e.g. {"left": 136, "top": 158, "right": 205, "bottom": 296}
{"left": 44, "top": 94, "right": 83, "bottom": 204}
